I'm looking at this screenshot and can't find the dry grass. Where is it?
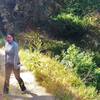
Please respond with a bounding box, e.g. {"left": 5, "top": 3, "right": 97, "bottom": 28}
{"left": 0, "top": 74, "right": 4, "bottom": 93}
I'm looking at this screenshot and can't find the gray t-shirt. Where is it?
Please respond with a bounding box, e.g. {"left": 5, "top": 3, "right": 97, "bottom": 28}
{"left": 5, "top": 41, "right": 20, "bottom": 69}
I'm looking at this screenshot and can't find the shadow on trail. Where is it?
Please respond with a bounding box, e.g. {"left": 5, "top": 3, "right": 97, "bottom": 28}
{"left": 3, "top": 95, "right": 55, "bottom": 100}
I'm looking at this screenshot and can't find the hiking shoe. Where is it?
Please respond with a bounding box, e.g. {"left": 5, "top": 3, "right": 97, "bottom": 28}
{"left": 21, "top": 90, "right": 28, "bottom": 94}
{"left": 3, "top": 90, "right": 9, "bottom": 94}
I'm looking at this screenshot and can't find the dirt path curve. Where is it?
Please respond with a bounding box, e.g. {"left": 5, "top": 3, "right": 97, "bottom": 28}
{"left": 0, "top": 48, "right": 55, "bottom": 100}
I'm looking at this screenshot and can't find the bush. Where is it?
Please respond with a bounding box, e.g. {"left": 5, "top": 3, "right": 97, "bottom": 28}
{"left": 41, "top": 39, "right": 69, "bottom": 56}
{"left": 50, "top": 0, "right": 100, "bottom": 51}
{"left": 53, "top": 13, "right": 96, "bottom": 27}
{"left": 95, "top": 68, "right": 100, "bottom": 92}
{"left": 17, "top": 31, "right": 70, "bottom": 56}
{"left": 94, "top": 52, "right": 100, "bottom": 67}
{"left": 17, "top": 31, "right": 42, "bottom": 51}
{"left": 61, "top": 44, "right": 97, "bottom": 86}
{"left": 20, "top": 49, "right": 98, "bottom": 100}
{"left": 0, "top": 35, "right": 5, "bottom": 48}
{"left": 51, "top": 13, "right": 98, "bottom": 42}
{"left": 58, "top": 0, "right": 100, "bottom": 16}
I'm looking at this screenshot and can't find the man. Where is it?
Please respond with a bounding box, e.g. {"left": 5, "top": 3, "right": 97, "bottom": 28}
{"left": 3, "top": 33, "right": 26, "bottom": 94}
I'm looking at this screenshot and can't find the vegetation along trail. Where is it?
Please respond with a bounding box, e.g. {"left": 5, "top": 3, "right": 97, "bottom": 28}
{"left": 0, "top": 48, "right": 55, "bottom": 100}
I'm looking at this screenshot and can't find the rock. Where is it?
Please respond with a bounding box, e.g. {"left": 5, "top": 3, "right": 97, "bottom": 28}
{"left": 0, "top": 0, "right": 59, "bottom": 34}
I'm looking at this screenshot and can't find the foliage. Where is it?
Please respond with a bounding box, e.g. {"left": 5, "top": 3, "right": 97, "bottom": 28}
{"left": 61, "top": 44, "right": 97, "bottom": 86}
{"left": 16, "top": 32, "right": 42, "bottom": 51}
{"left": 94, "top": 52, "right": 100, "bottom": 67}
{"left": 95, "top": 68, "right": 100, "bottom": 92}
{"left": 41, "top": 39, "right": 69, "bottom": 56}
{"left": 24, "top": 32, "right": 42, "bottom": 51}
{"left": 55, "top": 0, "right": 100, "bottom": 16}
{"left": 0, "top": 34, "right": 5, "bottom": 48}
{"left": 51, "top": 13, "right": 98, "bottom": 40}
{"left": 20, "top": 49, "right": 98, "bottom": 100}
{"left": 53, "top": 13, "right": 96, "bottom": 26}
{"left": 17, "top": 31, "right": 70, "bottom": 56}
{"left": 50, "top": 0, "right": 100, "bottom": 50}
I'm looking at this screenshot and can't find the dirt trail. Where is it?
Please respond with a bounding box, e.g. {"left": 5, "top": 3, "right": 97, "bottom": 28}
{"left": 0, "top": 48, "right": 55, "bottom": 100}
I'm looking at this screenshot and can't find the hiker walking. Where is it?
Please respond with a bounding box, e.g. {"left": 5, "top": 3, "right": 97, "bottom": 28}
{"left": 3, "top": 33, "right": 26, "bottom": 94}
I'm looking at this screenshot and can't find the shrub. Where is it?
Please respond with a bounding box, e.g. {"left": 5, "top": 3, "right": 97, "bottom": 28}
{"left": 59, "top": 0, "right": 100, "bottom": 16}
{"left": 17, "top": 31, "right": 70, "bottom": 56}
{"left": 94, "top": 52, "right": 100, "bottom": 67}
{"left": 95, "top": 68, "right": 100, "bottom": 92}
{"left": 20, "top": 49, "right": 98, "bottom": 100}
{"left": 41, "top": 39, "right": 69, "bottom": 56}
{"left": 17, "top": 31, "right": 42, "bottom": 51}
{"left": 51, "top": 13, "right": 98, "bottom": 42}
{"left": 61, "top": 44, "right": 97, "bottom": 86}
{"left": 0, "top": 36, "right": 5, "bottom": 48}
{"left": 53, "top": 13, "right": 96, "bottom": 27}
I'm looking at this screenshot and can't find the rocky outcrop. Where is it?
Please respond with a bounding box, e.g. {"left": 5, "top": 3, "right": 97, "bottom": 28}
{"left": 0, "top": 0, "right": 59, "bottom": 34}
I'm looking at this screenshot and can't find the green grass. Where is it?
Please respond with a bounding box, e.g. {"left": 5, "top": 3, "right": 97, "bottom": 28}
{"left": 0, "top": 38, "right": 5, "bottom": 48}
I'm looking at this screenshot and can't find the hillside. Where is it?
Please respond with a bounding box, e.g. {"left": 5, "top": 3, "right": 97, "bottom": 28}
{"left": 0, "top": 0, "right": 99, "bottom": 50}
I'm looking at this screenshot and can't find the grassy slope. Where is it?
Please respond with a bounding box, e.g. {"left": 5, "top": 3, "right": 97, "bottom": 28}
{"left": 20, "top": 49, "right": 99, "bottom": 100}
